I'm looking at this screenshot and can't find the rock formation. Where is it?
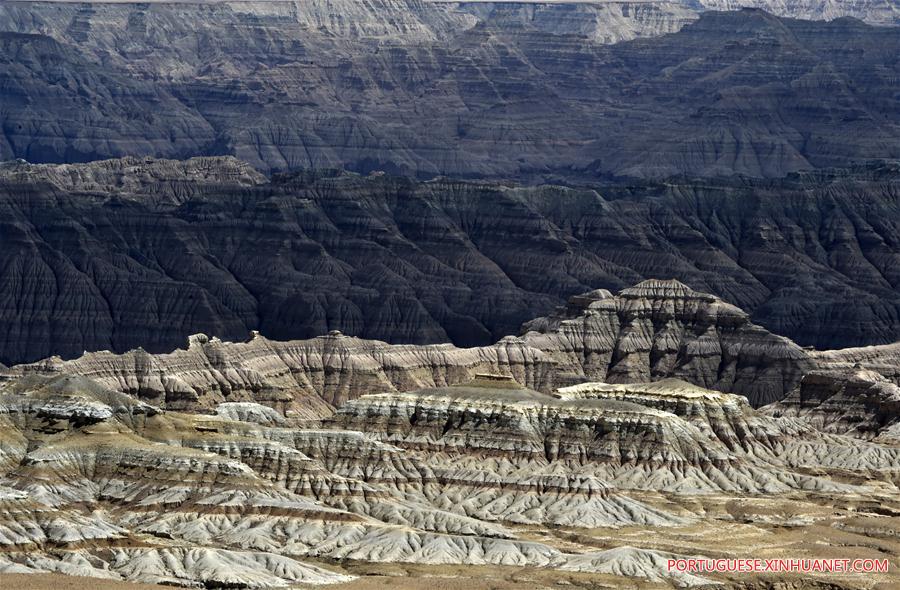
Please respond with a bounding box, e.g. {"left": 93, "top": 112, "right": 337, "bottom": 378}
{"left": 0, "top": 5, "right": 898, "bottom": 179}
{"left": 3, "top": 158, "right": 900, "bottom": 366}
{"left": 762, "top": 368, "right": 900, "bottom": 443}
{"left": 3, "top": 330, "right": 553, "bottom": 417}
{"left": 0, "top": 4, "right": 898, "bottom": 589}
{"left": 3, "top": 279, "right": 817, "bottom": 412}
{"left": 329, "top": 377, "right": 900, "bottom": 494}
{"left": 1, "top": 372, "right": 897, "bottom": 588}
{"left": 0, "top": 372, "right": 719, "bottom": 587}
{"left": 521, "top": 280, "right": 815, "bottom": 406}
{"left": 553, "top": 379, "right": 900, "bottom": 485}
{"left": 451, "top": 1, "right": 900, "bottom": 29}
{"left": 693, "top": 0, "right": 900, "bottom": 24}
{"left": 450, "top": 1, "right": 698, "bottom": 43}
{"left": 813, "top": 341, "right": 900, "bottom": 385}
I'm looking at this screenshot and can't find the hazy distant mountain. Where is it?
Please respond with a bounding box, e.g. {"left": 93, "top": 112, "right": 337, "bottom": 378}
{"left": 0, "top": 4, "right": 898, "bottom": 179}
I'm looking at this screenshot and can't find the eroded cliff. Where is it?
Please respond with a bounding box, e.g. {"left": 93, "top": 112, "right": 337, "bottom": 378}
{"left": 0, "top": 5, "right": 898, "bottom": 179}
{"left": 0, "top": 372, "right": 897, "bottom": 588}
{"left": 2, "top": 158, "right": 900, "bottom": 366}
{"left": 4, "top": 279, "right": 816, "bottom": 411}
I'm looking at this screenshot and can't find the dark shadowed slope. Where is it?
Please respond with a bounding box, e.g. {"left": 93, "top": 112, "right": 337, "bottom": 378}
{"left": 4, "top": 279, "right": 813, "bottom": 410}
{"left": 2, "top": 157, "right": 900, "bottom": 365}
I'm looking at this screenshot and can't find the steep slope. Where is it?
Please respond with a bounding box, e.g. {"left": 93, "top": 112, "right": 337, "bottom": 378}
{"left": 813, "top": 341, "right": 900, "bottom": 385}
{"left": 0, "top": 373, "right": 730, "bottom": 587}
{"left": 1, "top": 373, "right": 899, "bottom": 588}
{"left": 5, "top": 331, "right": 555, "bottom": 416}
{"left": 0, "top": 6, "right": 898, "bottom": 178}
{"left": 553, "top": 379, "right": 900, "bottom": 481}
{"left": 3, "top": 158, "right": 900, "bottom": 366}
{"left": 695, "top": 0, "right": 900, "bottom": 24}
{"left": 4, "top": 280, "right": 816, "bottom": 411}
{"left": 521, "top": 281, "right": 814, "bottom": 406}
{"left": 328, "top": 377, "right": 899, "bottom": 494}
{"left": 762, "top": 368, "right": 900, "bottom": 442}
{"left": 448, "top": 1, "right": 900, "bottom": 28}
{"left": 450, "top": 1, "right": 698, "bottom": 43}
{"left": 0, "top": 32, "right": 217, "bottom": 163}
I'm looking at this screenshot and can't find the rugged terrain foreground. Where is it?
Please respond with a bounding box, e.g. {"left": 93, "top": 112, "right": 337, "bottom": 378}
{"left": 2, "top": 2, "right": 900, "bottom": 588}
{"left": 1, "top": 280, "right": 899, "bottom": 588}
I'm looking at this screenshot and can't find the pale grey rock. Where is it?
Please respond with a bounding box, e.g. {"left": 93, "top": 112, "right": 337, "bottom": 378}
{"left": 0, "top": 486, "right": 125, "bottom": 547}
{"left": 5, "top": 331, "right": 553, "bottom": 416}
{"left": 446, "top": 1, "right": 900, "bottom": 27}
{"left": 1, "top": 547, "right": 356, "bottom": 587}
{"left": 5, "top": 280, "right": 815, "bottom": 414}
{"left": 813, "top": 342, "right": 900, "bottom": 385}
{"left": 762, "top": 368, "right": 900, "bottom": 443}
{"left": 328, "top": 380, "right": 895, "bottom": 495}
{"left": 451, "top": 1, "right": 698, "bottom": 43}
{"left": 0, "top": 156, "right": 265, "bottom": 206}
{"left": 554, "top": 546, "right": 715, "bottom": 586}
{"left": 560, "top": 380, "right": 900, "bottom": 476}
{"left": 5, "top": 551, "right": 122, "bottom": 580}
{"left": 0, "top": 374, "right": 159, "bottom": 431}
{"left": 522, "top": 279, "right": 816, "bottom": 406}
{"left": 217, "top": 402, "right": 287, "bottom": 426}
{"left": 107, "top": 547, "right": 356, "bottom": 587}
{"left": 0, "top": 5, "right": 899, "bottom": 180}
{"left": 0, "top": 371, "right": 896, "bottom": 588}
{"left": 695, "top": 0, "right": 900, "bottom": 25}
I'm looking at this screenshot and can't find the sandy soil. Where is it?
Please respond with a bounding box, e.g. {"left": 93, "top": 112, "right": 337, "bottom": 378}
{"left": 0, "top": 569, "right": 667, "bottom": 590}
{"left": 0, "top": 574, "right": 166, "bottom": 590}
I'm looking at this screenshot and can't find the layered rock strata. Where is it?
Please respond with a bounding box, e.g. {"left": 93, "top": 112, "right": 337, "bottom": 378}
{"left": 330, "top": 378, "right": 900, "bottom": 495}
{"left": 0, "top": 6, "right": 898, "bottom": 179}
{"left": 3, "top": 159, "right": 900, "bottom": 368}
{"left": 5, "top": 280, "right": 816, "bottom": 412}
{"left": 521, "top": 281, "right": 814, "bottom": 406}
{"left": 814, "top": 343, "right": 900, "bottom": 385}
{"left": 3, "top": 369, "right": 899, "bottom": 587}
{"left": 0, "top": 373, "right": 730, "bottom": 587}
{"left": 762, "top": 368, "right": 900, "bottom": 443}
{"left": 450, "top": 1, "right": 698, "bottom": 43}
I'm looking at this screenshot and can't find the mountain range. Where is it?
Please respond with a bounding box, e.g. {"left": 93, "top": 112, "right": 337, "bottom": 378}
{"left": 0, "top": 3, "right": 898, "bottom": 180}
{"left": 2, "top": 3, "right": 900, "bottom": 589}
{"left": 2, "top": 156, "right": 900, "bottom": 367}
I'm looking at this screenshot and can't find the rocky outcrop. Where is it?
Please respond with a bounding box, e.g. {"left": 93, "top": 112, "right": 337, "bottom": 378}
{"left": 695, "top": 0, "right": 900, "bottom": 25}
{"left": 451, "top": 1, "right": 900, "bottom": 28}
{"left": 0, "top": 5, "right": 899, "bottom": 179}
{"left": 521, "top": 280, "right": 814, "bottom": 406}
{"left": 2, "top": 159, "right": 900, "bottom": 366}
{"left": 4, "top": 280, "right": 817, "bottom": 411}
{"left": 330, "top": 378, "right": 900, "bottom": 495}
{"left": 4, "top": 331, "right": 554, "bottom": 416}
{"left": 813, "top": 342, "right": 900, "bottom": 385}
{"left": 0, "top": 372, "right": 738, "bottom": 587}
{"left": 0, "top": 156, "right": 266, "bottom": 206}
{"left": 216, "top": 402, "right": 288, "bottom": 426}
{"left": 556, "top": 380, "right": 900, "bottom": 489}
{"left": 762, "top": 368, "right": 900, "bottom": 443}
{"left": 0, "top": 375, "right": 900, "bottom": 588}
{"left": 451, "top": 1, "right": 698, "bottom": 43}
{"left": 2, "top": 372, "right": 899, "bottom": 587}
{"left": 0, "top": 547, "right": 356, "bottom": 587}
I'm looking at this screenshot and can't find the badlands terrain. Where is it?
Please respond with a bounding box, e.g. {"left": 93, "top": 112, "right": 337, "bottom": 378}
{"left": 0, "top": 2, "right": 898, "bottom": 179}
{"left": 0, "top": 1, "right": 899, "bottom": 589}
{"left": 3, "top": 158, "right": 900, "bottom": 366}
{"left": 0, "top": 278, "right": 899, "bottom": 588}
